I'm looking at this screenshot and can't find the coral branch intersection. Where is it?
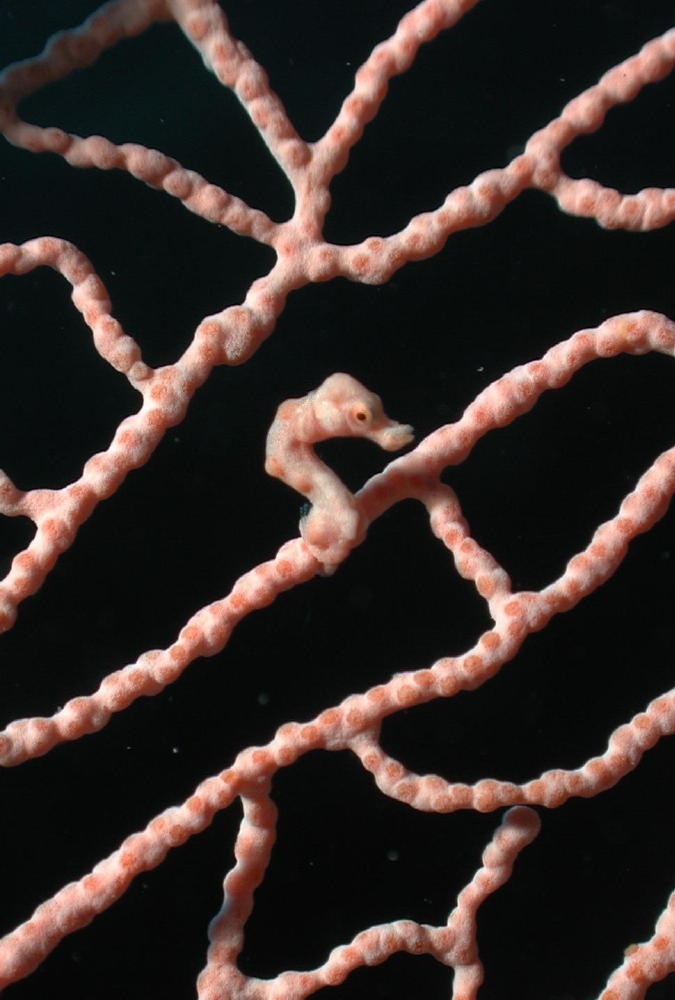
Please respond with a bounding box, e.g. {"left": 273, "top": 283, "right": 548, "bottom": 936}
{"left": 0, "top": 0, "right": 674, "bottom": 997}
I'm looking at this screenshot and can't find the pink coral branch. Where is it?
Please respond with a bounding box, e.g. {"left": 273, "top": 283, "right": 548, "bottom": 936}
{"left": 199, "top": 805, "right": 540, "bottom": 1000}
{"left": 0, "top": 309, "right": 673, "bottom": 990}
{"left": 0, "top": 0, "right": 674, "bottom": 638}
{"left": 600, "top": 889, "right": 675, "bottom": 999}
{"left": 2, "top": 310, "right": 673, "bottom": 767}
{"left": 1, "top": 1, "right": 675, "bottom": 997}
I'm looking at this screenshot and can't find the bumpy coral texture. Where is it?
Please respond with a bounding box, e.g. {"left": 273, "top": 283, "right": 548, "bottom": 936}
{"left": 0, "top": 1, "right": 674, "bottom": 998}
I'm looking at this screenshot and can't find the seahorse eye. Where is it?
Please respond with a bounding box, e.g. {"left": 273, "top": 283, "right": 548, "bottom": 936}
{"left": 352, "top": 405, "right": 371, "bottom": 425}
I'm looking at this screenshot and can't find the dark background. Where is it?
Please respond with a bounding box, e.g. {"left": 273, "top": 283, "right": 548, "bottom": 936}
{"left": 0, "top": 0, "right": 674, "bottom": 997}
